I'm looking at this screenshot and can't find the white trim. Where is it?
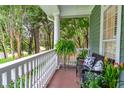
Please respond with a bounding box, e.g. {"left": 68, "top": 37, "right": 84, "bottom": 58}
{"left": 99, "top": 5, "right": 122, "bottom": 63}
{"left": 116, "top": 5, "right": 122, "bottom": 63}
{"left": 54, "top": 14, "right": 60, "bottom": 48}
{"left": 41, "top": 5, "right": 93, "bottom": 18}
{"left": 88, "top": 16, "right": 91, "bottom": 49}
{"left": 103, "top": 39, "right": 116, "bottom": 42}
{"left": 102, "top": 5, "right": 110, "bottom": 11}
{"left": 89, "top": 5, "right": 95, "bottom": 12}
{"left": 99, "top": 5, "right": 104, "bottom": 55}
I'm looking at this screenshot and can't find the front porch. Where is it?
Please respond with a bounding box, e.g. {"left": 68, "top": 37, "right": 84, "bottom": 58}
{"left": 0, "top": 5, "right": 124, "bottom": 88}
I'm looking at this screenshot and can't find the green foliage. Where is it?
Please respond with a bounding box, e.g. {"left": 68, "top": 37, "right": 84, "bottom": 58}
{"left": 55, "top": 39, "right": 76, "bottom": 56}
{"left": 0, "top": 57, "right": 14, "bottom": 64}
{"left": 26, "top": 6, "right": 46, "bottom": 28}
{"left": 55, "top": 39, "right": 76, "bottom": 67}
{"left": 0, "top": 53, "right": 28, "bottom": 64}
{"left": 81, "top": 59, "right": 120, "bottom": 88}
{"left": 8, "top": 75, "right": 25, "bottom": 88}
{"left": 60, "top": 17, "right": 89, "bottom": 48}
{"left": 78, "top": 49, "right": 88, "bottom": 59}
{"left": 0, "top": 5, "right": 52, "bottom": 58}
{"left": 103, "top": 61, "right": 120, "bottom": 88}
{"left": 81, "top": 72, "right": 103, "bottom": 88}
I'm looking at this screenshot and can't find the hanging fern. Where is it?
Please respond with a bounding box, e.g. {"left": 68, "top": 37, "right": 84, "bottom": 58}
{"left": 55, "top": 39, "right": 76, "bottom": 56}
{"left": 55, "top": 39, "right": 76, "bottom": 68}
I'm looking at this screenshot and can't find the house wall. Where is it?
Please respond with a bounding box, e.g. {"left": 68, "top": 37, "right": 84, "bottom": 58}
{"left": 89, "top": 5, "right": 124, "bottom": 62}
{"left": 120, "top": 6, "right": 124, "bottom": 62}
{"left": 89, "top": 5, "right": 101, "bottom": 54}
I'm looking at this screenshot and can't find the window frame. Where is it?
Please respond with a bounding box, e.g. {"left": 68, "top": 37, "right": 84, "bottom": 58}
{"left": 99, "top": 5, "right": 122, "bottom": 63}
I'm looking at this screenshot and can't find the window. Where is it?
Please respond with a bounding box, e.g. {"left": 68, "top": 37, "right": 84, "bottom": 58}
{"left": 103, "top": 6, "right": 118, "bottom": 59}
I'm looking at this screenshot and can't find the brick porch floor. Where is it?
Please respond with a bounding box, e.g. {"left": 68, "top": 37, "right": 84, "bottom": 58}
{"left": 47, "top": 67, "right": 80, "bottom": 88}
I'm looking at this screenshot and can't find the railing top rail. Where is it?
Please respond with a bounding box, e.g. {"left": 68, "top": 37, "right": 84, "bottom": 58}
{"left": 0, "top": 49, "right": 55, "bottom": 71}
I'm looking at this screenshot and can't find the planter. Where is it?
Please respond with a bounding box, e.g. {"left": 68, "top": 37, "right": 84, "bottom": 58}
{"left": 76, "top": 57, "right": 84, "bottom": 77}
{"left": 77, "top": 57, "right": 84, "bottom": 64}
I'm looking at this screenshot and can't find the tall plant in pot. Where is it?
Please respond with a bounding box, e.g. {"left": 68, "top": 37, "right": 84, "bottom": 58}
{"left": 103, "top": 58, "right": 120, "bottom": 88}
{"left": 78, "top": 49, "right": 88, "bottom": 59}
{"left": 77, "top": 49, "right": 88, "bottom": 64}
{"left": 55, "top": 39, "right": 76, "bottom": 68}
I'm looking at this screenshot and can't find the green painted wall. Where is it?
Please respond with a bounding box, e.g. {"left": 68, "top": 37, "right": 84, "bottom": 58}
{"left": 89, "top": 5, "right": 101, "bottom": 54}
{"left": 89, "top": 5, "right": 124, "bottom": 62}
{"left": 120, "top": 6, "right": 124, "bottom": 62}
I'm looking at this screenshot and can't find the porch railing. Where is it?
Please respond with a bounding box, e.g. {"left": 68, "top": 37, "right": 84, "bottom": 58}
{"left": 59, "top": 48, "right": 89, "bottom": 66}
{"left": 0, "top": 49, "right": 58, "bottom": 88}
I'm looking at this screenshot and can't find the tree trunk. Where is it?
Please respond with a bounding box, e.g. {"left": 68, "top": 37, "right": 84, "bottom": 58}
{"left": 85, "top": 35, "right": 88, "bottom": 48}
{"left": 84, "top": 28, "right": 88, "bottom": 48}
{"left": 9, "top": 31, "right": 15, "bottom": 58}
{"left": 8, "top": 8, "right": 15, "bottom": 59}
{"left": 1, "top": 31, "right": 7, "bottom": 59}
{"left": 0, "top": 40, "right": 7, "bottom": 59}
{"left": 28, "top": 30, "right": 34, "bottom": 54}
{"left": 77, "top": 37, "right": 82, "bottom": 48}
{"left": 15, "top": 31, "right": 21, "bottom": 58}
{"left": 47, "top": 32, "right": 51, "bottom": 49}
{"left": 17, "top": 37, "right": 21, "bottom": 58}
{"left": 34, "top": 29, "right": 40, "bottom": 53}
{"left": 51, "top": 32, "right": 54, "bottom": 49}
{"left": 48, "top": 33, "right": 52, "bottom": 49}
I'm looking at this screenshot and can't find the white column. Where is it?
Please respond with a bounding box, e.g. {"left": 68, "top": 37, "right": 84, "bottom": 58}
{"left": 54, "top": 14, "right": 60, "bottom": 48}
{"left": 54, "top": 14, "right": 60, "bottom": 69}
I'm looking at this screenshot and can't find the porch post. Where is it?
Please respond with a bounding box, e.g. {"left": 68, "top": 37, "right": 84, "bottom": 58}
{"left": 54, "top": 14, "right": 60, "bottom": 69}
{"left": 54, "top": 14, "right": 60, "bottom": 47}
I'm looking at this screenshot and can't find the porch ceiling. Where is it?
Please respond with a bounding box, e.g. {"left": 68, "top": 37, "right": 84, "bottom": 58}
{"left": 40, "top": 5, "right": 94, "bottom": 18}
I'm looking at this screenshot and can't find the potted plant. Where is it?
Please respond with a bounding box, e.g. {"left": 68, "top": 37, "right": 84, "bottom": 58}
{"left": 103, "top": 58, "right": 120, "bottom": 88}
{"left": 55, "top": 39, "right": 76, "bottom": 68}
{"left": 76, "top": 49, "right": 88, "bottom": 65}
{"left": 77, "top": 49, "right": 88, "bottom": 60}
{"left": 81, "top": 58, "right": 120, "bottom": 88}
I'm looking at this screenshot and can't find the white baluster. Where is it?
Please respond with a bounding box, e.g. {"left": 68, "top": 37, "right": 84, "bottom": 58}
{"left": 36, "top": 58, "right": 38, "bottom": 88}
{"left": 24, "top": 63, "right": 28, "bottom": 88}
{"left": 34, "top": 59, "right": 37, "bottom": 88}
{"left": 2, "top": 72, "right": 7, "bottom": 88}
{"left": 39, "top": 56, "right": 42, "bottom": 88}
{"left": 34, "top": 59, "right": 36, "bottom": 88}
{"left": 0, "top": 73, "right": 2, "bottom": 87}
{"left": 45, "top": 55, "right": 47, "bottom": 87}
{"left": 11, "top": 69, "right": 17, "bottom": 88}
{"left": 42, "top": 55, "right": 45, "bottom": 87}
{"left": 31, "top": 61, "right": 33, "bottom": 88}
{"left": 28, "top": 62, "right": 32, "bottom": 88}
{"left": 32, "top": 61, "right": 35, "bottom": 88}
{"left": 6, "top": 70, "right": 11, "bottom": 88}
{"left": 19, "top": 66, "right": 23, "bottom": 88}
{"left": 37, "top": 57, "right": 40, "bottom": 88}
{"left": 40, "top": 56, "right": 43, "bottom": 88}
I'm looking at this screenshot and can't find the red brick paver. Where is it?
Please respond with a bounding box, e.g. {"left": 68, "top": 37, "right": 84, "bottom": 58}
{"left": 47, "top": 68, "right": 80, "bottom": 88}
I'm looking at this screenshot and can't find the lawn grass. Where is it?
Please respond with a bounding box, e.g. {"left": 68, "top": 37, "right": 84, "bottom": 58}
{"left": 0, "top": 53, "right": 30, "bottom": 64}
{"left": 0, "top": 57, "right": 15, "bottom": 64}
